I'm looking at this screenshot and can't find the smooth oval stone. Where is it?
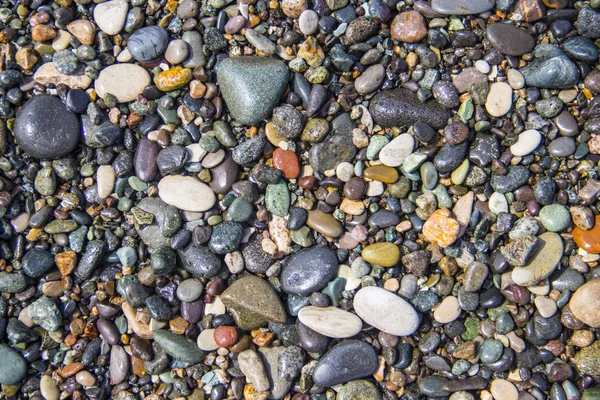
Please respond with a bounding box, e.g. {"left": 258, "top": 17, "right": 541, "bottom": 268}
{"left": 353, "top": 286, "right": 420, "bottom": 336}
{"left": 363, "top": 165, "right": 399, "bottom": 183}
{"left": 297, "top": 306, "right": 362, "bottom": 338}
{"left": 563, "top": 36, "right": 599, "bottom": 63}
{"left": 109, "top": 345, "right": 129, "bottom": 385}
{"left": 14, "top": 95, "right": 80, "bottom": 159}
{"left": 153, "top": 329, "right": 204, "bottom": 363}
{"left": 306, "top": 211, "right": 343, "bottom": 238}
{"left": 158, "top": 175, "right": 216, "bottom": 212}
{"left": 209, "top": 154, "right": 239, "bottom": 194}
{"left": 95, "top": 64, "right": 150, "bottom": 103}
{"left": 128, "top": 26, "right": 168, "bottom": 61}
{"left": 0, "top": 344, "right": 26, "bottom": 385}
{"left": 361, "top": 242, "right": 400, "bottom": 267}
{"left": 554, "top": 109, "right": 579, "bottom": 137}
{"left": 369, "top": 88, "right": 451, "bottom": 130}
{"left": 486, "top": 82, "right": 513, "bottom": 117}
{"left": 134, "top": 138, "right": 159, "bottom": 182}
{"left": 431, "top": 0, "right": 494, "bottom": 15}
{"left": 379, "top": 133, "right": 415, "bottom": 167}
{"left": 312, "top": 340, "right": 378, "bottom": 387}
{"left": 281, "top": 246, "right": 339, "bottom": 295}
{"left": 487, "top": 23, "right": 535, "bottom": 56}
{"left": 511, "top": 129, "right": 541, "bottom": 156}
{"left": 354, "top": 64, "right": 385, "bottom": 95}
{"left": 179, "top": 244, "right": 221, "bottom": 278}
{"left": 569, "top": 279, "right": 600, "bottom": 328}
{"left": 217, "top": 56, "right": 289, "bottom": 126}
{"left": 548, "top": 137, "right": 576, "bottom": 157}
{"left": 520, "top": 44, "right": 580, "bottom": 89}
{"left": 221, "top": 275, "right": 287, "bottom": 330}
{"left": 573, "top": 215, "right": 600, "bottom": 254}
{"left": 511, "top": 232, "right": 564, "bottom": 286}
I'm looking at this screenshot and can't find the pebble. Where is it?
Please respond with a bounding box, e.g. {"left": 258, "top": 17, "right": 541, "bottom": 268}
{"left": 487, "top": 23, "right": 535, "bottom": 56}
{"left": 93, "top": 0, "right": 128, "bottom": 35}
{"left": 486, "top": 82, "right": 513, "bottom": 117}
{"left": 312, "top": 340, "right": 378, "bottom": 387}
{"left": 95, "top": 64, "right": 150, "bottom": 103}
{"left": 391, "top": 10, "right": 427, "bottom": 43}
{"left": 510, "top": 129, "right": 541, "bottom": 156}
{"left": 539, "top": 204, "right": 571, "bottom": 232}
{"left": 281, "top": 246, "right": 339, "bottom": 295}
{"left": 128, "top": 26, "right": 168, "bottom": 61}
{"left": 370, "top": 88, "right": 451, "bottom": 130}
{"left": 96, "top": 165, "right": 115, "bottom": 199}
{"left": 379, "top": 133, "right": 414, "bottom": 167}
{"left": 520, "top": 45, "right": 580, "bottom": 88}
{"left": 158, "top": 175, "right": 216, "bottom": 212}
{"left": 353, "top": 286, "right": 420, "bottom": 336}
{"left": 422, "top": 209, "right": 461, "bottom": 248}
{"left": 0, "top": 344, "right": 26, "bottom": 384}
{"left": 220, "top": 275, "right": 286, "bottom": 329}
{"left": 354, "top": 64, "right": 384, "bottom": 94}
{"left": 154, "top": 329, "right": 204, "bottom": 364}
{"left": 299, "top": 10, "right": 318, "bottom": 35}
{"left": 433, "top": 295, "right": 461, "bottom": 324}
{"left": 569, "top": 279, "right": 600, "bottom": 327}
{"left": 337, "top": 380, "right": 381, "bottom": 400}
{"left": 573, "top": 215, "right": 600, "bottom": 253}
{"left": 165, "top": 40, "right": 189, "bottom": 65}
{"left": 297, "top": 306, "right": 362, "bottom": 338}
{"left": 362, "top": 242, "right": 400, "bottom": 267}
{"left": 14, "top": 95, "right": 80, "bottom": 159}
{"left": 490, "top": 379, "right": 518, "bottom": 400}
{"left": 431, "top": 0, "right": 495, "bottom": 14}
{"left": 238, "top": 350, "right": 270, "bottom": 391}
{"left": 217, "top": 56, "right": 289, "bottom": 126}
{"left": 511, "top": 232, "right": 564, "bottom": 286}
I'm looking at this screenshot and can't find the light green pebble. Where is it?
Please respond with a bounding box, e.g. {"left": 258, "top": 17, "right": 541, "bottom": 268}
{"left": 451, "top": 359, "right": 471, "bottom": 376}
{"left": 479, "top": 339, "right": 504, "bottom": 364}
{"left": 366, "top": 135, "right": 389, "bottom": 160}
{"left": 117, "top": 247, "right": 137, "bottom": 267}
{"left": 128, "top": 176, "right": 148, "bottom": 191}
{"left": 402, "top": 152, "right": 427, "bottom": 173}
{"left": 432, "top": 184, "right": 453, "bottom": 209}
{"left": 451, "top": 159, "right": 470, "bottom": 185}
{"left": 539, "top": 204, "right": 571, "bottom": 232}
{"left": 228, "top": 197, "right": 254, "bottom": 222}
{"left": 420, "top": 162, "right": 438, "bottom": 190}
{"left": 265, "top": 181, "right": 290, "bottom": 217}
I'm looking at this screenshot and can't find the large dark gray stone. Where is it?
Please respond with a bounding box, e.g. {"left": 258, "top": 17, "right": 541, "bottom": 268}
{"left": 281, "top": 247, "right": 339, "bottom": 296}
{"left": 312, "top": 340, "right": 378, "bottom": 387}
{"left": 14, "top": 95, "right": 80, "bottom": 159}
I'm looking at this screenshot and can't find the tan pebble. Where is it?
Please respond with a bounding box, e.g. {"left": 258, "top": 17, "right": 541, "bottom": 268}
{"left": 75, "top": 371, "right": 96, "bottom": 386}
{"left": 490, "top": 379, "right": 518, "bottom": 400}
{"left": 422, "top": 208, "right": 461, "bottom": 248}
{"left": 67, "top": 20, "right": 96, "bottom": 45}
{"left": 433, "top": 296, "right": 461, "bottom": 324}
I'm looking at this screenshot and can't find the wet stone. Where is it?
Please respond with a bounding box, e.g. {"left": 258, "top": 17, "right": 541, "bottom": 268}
{"left": 312, "top": 340, "right": 378, "bottom": 387}
{"left": 520, "top": 45, "right": 580, "bottom": 89}
{"left": 487, "top": 23, "right": 535, "bottom": 56}
{"left": 128, "top": 26, "right": 168, "bottom": 61}
{"left": 281, "top": 246, "right": 339, "bottom": 295}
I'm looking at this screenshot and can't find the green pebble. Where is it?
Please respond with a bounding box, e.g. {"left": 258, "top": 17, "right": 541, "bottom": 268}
{"left": 479, "top": 339, "right": 504, "bottom": 364}
{"left": 265, "top": 181, "right": 290, "bottom": 217}
{"left": 117, "top": 198, "right": 133, "bottom": 212}
{"left": 462, "top": 317, "right": 479, "bottom": 341}
{"left": 213, "top": 121, "right": 237, "bottom": 148}
{"left": 45, "top": 219, "right": 78, "bottom": 234}
{"left": 366, "top": 135, "right": 389, "bottom": 160}
{"left": 128, "top": 176, "right": 148, "bottom": 192}
{"left": 117, "top": 247, "right": 137, "bottom": 267}
{"left": 228, "top": 197, "right": 254, "bottom": 222}
{"left": 151, "top": 246, "right": 177, "bottom": 275}
{"left": 451, "top": 359, "right": 470, "bottom": 376}
{"left": 539, "top": 204, "right": 571, "bottom": 232}
{"left": 199, "top": 135, "right": 220, "bottom": 152}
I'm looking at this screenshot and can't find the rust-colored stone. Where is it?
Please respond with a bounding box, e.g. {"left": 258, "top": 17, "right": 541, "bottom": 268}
{"left": 391, "top": 11, "right": 427, "bottom": 43}
{"left": 573, "top": 215, "right": 600, "bottom": 254}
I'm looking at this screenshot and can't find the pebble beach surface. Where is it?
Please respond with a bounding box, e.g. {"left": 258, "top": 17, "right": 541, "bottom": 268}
{"left": 4, "top": 0, "right": 600, "bottom": 399}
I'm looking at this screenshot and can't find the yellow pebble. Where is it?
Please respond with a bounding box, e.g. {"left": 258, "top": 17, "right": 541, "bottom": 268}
{"left": 362, "top": 242, "right": 400, "bottom": 267}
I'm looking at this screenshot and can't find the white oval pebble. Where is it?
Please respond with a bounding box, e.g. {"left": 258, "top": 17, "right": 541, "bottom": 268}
{"left": 197, "top": 328, "right": 219, "bottom": 351}
{"left": 353, "top": 286, "right": 420, "bottom": 336}
{"left": 488, "top": 192, "right": 508, "bottom": 214}
{"left": 186, "top": 143, "right": 207, "bottom": 163}
{"left": 366, "top": 181, "right": 384, "bottom": 196}
{"left": 93, "top": 0, "right": 128, "bottom": 36}
{"left": 96, "top": 165, "right": 116, "bottom": 199}
{"left": 485, "top": 82, "right": 513, "bottom": 117}
{"left": 158, "top": 175, "right": 216, "bottom": 212}
{"left": 379, "top": 133, "right": 415, "bottom": 167}
{"left": 510, "top": 129, "right": 541, "bottom": 156}
{"left": 433, "top": 296, "right": 461, "bottom": 324}
{"left": 298, "top": 306, "right": 363, "bottom": 338}
{"left": 176, "top": 279, "right": 204, "bottom": 302}
{"left": 511, "top": 232, "right": 563, "bottom": 287}
{"left": 298, "top": 10, "right": 319, "bottom": 35}
{"left": 507, "top": 69, "right": 525, "bottom": 90}
{"left": 475, "top": 60, "right": 490, "bottom": 74}
{"left": 490, "top": 379, "right": 518, "bottom": 400}
{"left": 95, "top": 63, "right": 151, "bottom": 103}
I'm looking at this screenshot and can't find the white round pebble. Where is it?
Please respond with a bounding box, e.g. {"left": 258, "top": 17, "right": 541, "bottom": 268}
{"left": 95, "top": 63, "right": 150, "bottom": 103}
{"left": 433, "top": 296, "right": 461, "bottom": 324}
{"left": 510, "top": 129, "right": 541, "bottom": 156}
{"left": 475, "top": 60, "right": 490, "bottom": 74}
{"left": 93, "top": 0, "right": 128, "bottom": 36}
{"left": 507, "top": 69, "right": 525, "bottom": 90}
{"left": 366, "top": 181, "right": 384, "bottom": 196}
{"left": 186, "top": 143, "right": 207, "bottom": 163}
{"left": 165, "top": 39, "right": 190, "bottom": 65}
{"left": 298, "top": 10, "right": 319, "bottom": 36}
{"left": 485, "top": 82, "right": 513, "bottom": 117}
{"left": 197, "top": 328, "right": 219, "bottom": 351}
{"left": 488, "top": 192, "right": 508, "bottom": 214}
{"left": 336, "top": 162, "right": 355, "bottom": 182}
